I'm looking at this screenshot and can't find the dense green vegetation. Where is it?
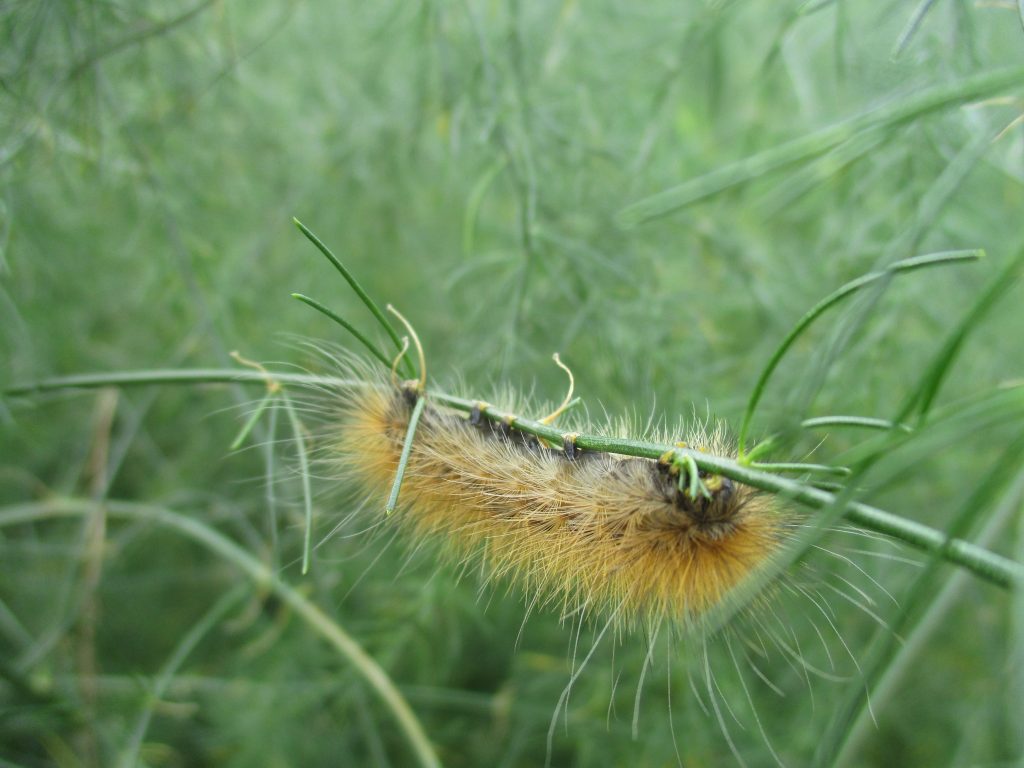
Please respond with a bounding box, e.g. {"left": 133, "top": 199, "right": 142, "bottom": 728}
{"left": 2, "top": 2, "right": 1023, "bottom": 766}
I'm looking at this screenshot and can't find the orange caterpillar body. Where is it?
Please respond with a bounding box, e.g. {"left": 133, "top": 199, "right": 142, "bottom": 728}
{"left": 335, "top": 382, "right": 786, "bottom": 627}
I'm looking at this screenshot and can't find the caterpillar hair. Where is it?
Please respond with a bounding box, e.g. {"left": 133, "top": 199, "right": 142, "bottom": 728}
{"left": 326, "top": 357, "right": 790, "bottom": 631}
{"left": 311, "top": 346, "right": 885, "bottom": 768}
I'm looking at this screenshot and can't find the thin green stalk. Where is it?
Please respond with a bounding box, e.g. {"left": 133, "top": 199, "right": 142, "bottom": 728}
{"left": 291, "top": 293, "right": 395, "bottom": 371}
{"left": 386, "top": 395, "right": 427, "bottom": 514}
{"left": 802, "top": 415, "right": 912, "bottom": 432}
{"left": 742, "top": 436, "right": 778, "bottom": 463}
{"left": 0, "top": 499, "right": 442, "bottom": 768}
{"left": 292, "top": 219, "right": 415, "bottom": 379}
{"left": 5, "top": 368, "right": 1021, "bottom": 590}
{"left": 837, "top": 386, "right": 1024, "bottom": 489}
{"left": 744, "top": 247, "right": 1024, "bottom": 637}
{"left": 786, "top": 135, "right": 991, "bottom": 460}
{"left": 462, "top": 156, "right": 508, "bottom": 258}
{"left": 756, "top": 126, "right": 888, "bottom": 219}
{"left": 3, "top": 369, "right": 360, "bottom": 396}
{"left": 119, "top": 586, "right": 248, "bottom": 768}
{"left": 892, "top": 0, "right": 939, "bottom": 58}
{"left": 816, "top": 433, "right": 1024, "bottom": 767}
{"left": 230, "top": 392, "right": 275, "bottom": 451}
{"left": 750, "top": 462, "right": 851, "bottom": 476}
{"left": 616, "top": 65, "right": 1024, "bottom": 225}
{"left": 901, "top": 247, "right": 1024, "bottom": 423}
{"left": 264, "top": 400, "right": 281, "bottom": 570}
{"left": 281, "top": 391, "right": 314, "bottom": 575}
{"left": 737, "top": 249, "right": 982, "bottom": 456}
{"left": 834, "top": 477, "right": 1024, "bottom": 767}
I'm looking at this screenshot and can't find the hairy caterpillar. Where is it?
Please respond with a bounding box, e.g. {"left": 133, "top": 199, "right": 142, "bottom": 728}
{"left": 315, "top": 355, "right": 895, "bottom": 766}
{"left": 328, "top": 366, "right": 789, "bottom": 630}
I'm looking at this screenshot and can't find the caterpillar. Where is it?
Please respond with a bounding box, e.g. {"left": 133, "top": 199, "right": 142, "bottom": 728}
{"left": 316, "top": 355, "right": 878, "bottom": 766}
{"left": 327, "top": 364, "right": 790, "bottom": 630}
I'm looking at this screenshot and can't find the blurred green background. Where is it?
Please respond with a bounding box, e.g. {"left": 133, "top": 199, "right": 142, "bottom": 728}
{"left": 2, "top": 2, "right": 1024, "bottom": 766}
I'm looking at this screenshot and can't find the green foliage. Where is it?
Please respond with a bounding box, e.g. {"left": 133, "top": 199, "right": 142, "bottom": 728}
{"left": 2, "top": 1, "right": 1024, "bottom": 766}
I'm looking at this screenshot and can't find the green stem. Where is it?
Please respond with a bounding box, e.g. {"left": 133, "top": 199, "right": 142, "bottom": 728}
{"left": 281, "top": 391, "right": 314, "bottom": 575}
{"left": 736, "top": 249, "right": 982, "bottom": 456}
{"left": 230, "top": 392, "right": 275, "bottom": 451}
{"left": 292, "top": 219, "right": 415, "bottom": 379}
{"left": 899, "top": 247, "right": 1024, "bottom": 423}
{"left": 291, "top": 293, "right": 395, "bottom": 371}
{"left": 616, "top": 66, "right": 1024, "bottom": 225}
{"left": 386, "top": 395, "right": 427, "bottom": 514}
{"left": 5, "top": 369, "right": 1021, "bottom": 590}
{"left": 0, "top": 499, "right": 442, "bottom": 768}
{"left": 119, "top": 586, "right": 248, "bottom": 768}
{"left": 750, "top": 462, "right": 851, "bottom": 476}
{"left": 802, "top": 415, "right": 912, "bottom": 432}
{"left": 3, "top": 369, "right": 357, "bottom": 396}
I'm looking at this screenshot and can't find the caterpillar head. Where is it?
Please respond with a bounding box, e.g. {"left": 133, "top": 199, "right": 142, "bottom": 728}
{"left": 656, "top": 461, "right": 743, "bottom": 539}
